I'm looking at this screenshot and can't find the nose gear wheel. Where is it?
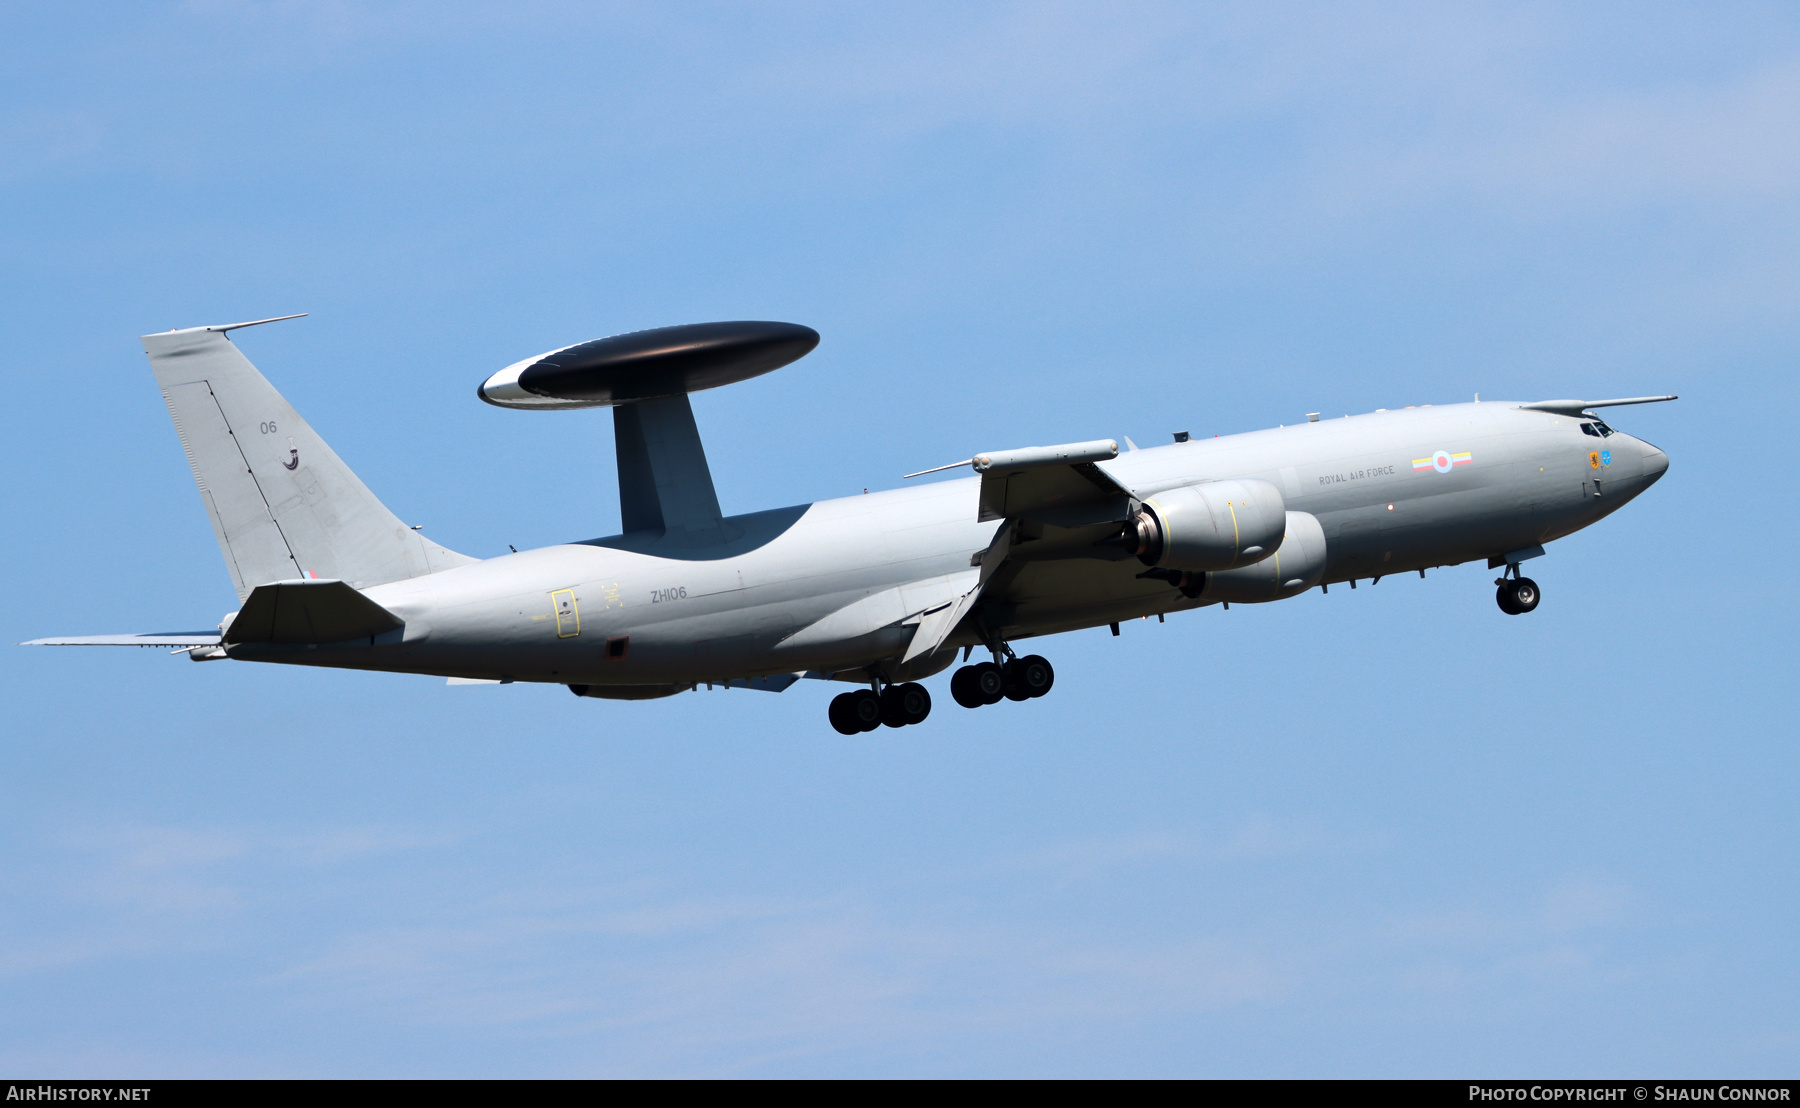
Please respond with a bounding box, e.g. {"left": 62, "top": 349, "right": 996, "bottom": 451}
{"left": 1494, "top": 576, "right": 1540, "bottom": 615}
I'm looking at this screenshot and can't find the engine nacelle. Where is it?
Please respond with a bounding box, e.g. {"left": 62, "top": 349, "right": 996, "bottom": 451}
{"left": 1192, "top": 511, "right": 1327, "bottom": 603}
{"left": 1122, "top": 478, "right": 1287, "bottom": 571}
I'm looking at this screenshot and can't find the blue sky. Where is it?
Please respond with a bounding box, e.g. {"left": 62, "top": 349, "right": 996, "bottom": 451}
{"left": 3, "top": 1, "right": 1797, "bottom": 1077}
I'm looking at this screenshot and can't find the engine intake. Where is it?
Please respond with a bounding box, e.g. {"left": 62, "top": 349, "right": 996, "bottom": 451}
{"left": 1122, "top": 479, "right": 1287, "bottom": 571}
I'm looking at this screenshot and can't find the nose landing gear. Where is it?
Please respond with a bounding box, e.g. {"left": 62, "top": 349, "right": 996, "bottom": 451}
{"left": 1494, "top": 571, "right": 1541, "bottom": 615}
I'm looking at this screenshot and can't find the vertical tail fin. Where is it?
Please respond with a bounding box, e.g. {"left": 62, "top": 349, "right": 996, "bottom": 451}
{"left": 143, "top": 321, "right": 475, "bottom": 601}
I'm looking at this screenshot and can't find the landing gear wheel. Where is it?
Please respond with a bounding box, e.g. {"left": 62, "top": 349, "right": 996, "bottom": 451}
{"left": 1495, "top": 584, "right": 1520, "bottom": 615}
{"left": 950, "top": 667, "right": 985, "bottom": 709}
{"left": 844, "top": 688, "right": 883, "bottom": 732}
{"left": 904, "top": 682, "right": 932, "bottom": 724}
{"left": 828, "top": 693, "right": 860, "bottom": 735}
{"left": 1001, "top": 659, "right": 1034, "bottom": 701}
{"left": 1495, "top": 576, "right": 1540, "bottom": 615}
{"left": 1510, "top": 576, "right": 1540, "bottom": 613}
{"left": 1010, "top": 655, "right": 1054, "bottom": 699}
{"left": 970, "top": 661, "right": 1006, "bottom": 705}
{"left": 880, "top": 682, "right": 932, "bottom": 727}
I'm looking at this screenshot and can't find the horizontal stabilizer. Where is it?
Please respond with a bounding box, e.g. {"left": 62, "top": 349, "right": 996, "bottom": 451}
{"left": 22, "top": 632, "right": 222, "bottom": 647}
{"left": 224, "top": 579, "right": 403, "bottom": 644}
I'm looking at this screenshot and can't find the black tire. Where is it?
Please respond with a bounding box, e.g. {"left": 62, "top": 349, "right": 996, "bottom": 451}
{"left": 1511, "top": 577, "right": 1541, "bottom": 613}
{"left": 1495, "top": 584, "right": 1522, "bottom": 615}
{"left": 889, "top": 682, "right": 931, "bottom": 725}
{"left": 950, "top": 666, "right": 985, "bottom": 709}
{"left": 970, "top": 661, "right": 1006, "bottom": 705}
{"left": 1016, "top": 655, "right": 1054, "bottom": 698}
{"left": 847, "top": 689, "right": 883, "bottom": 732}
{"left": 880, "top": 685, "right": 909, "bottom": 727}
{"left": 828, "top": 693, "right": 861, "bottom": 735}
{"left": 1002, "top": 659, "right": 1034, "bottom": 701}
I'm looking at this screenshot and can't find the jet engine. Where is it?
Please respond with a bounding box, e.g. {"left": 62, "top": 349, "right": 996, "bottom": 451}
{"left": 1191, "top": 511, "right": 1327, "bottom": 602}
{"left": 1121, "top": 478, "right": 1287, "bottom": 571}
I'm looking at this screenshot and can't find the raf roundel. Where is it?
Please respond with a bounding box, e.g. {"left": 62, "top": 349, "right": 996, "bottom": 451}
{"left": 1412, "top": 450, "right": 1472, "bottom": 474}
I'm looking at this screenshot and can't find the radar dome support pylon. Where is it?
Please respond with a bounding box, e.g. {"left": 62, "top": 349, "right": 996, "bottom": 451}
{"left": 480, "top": 321, "right": 819, "bottom": 539}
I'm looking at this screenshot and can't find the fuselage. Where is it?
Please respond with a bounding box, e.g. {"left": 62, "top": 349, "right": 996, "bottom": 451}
{"left": 226, "top": 401, "right": 1668, "bottom": 690}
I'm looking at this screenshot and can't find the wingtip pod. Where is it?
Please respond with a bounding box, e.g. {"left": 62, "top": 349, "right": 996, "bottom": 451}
{"left": 905, "top": 439, "right": 1119, "bottom": 479}
{"left": 480, "top": 320, "right": 820, "bottom": 409}
{"left": 972, "top": 440, "right": 1118, "bottom": 473}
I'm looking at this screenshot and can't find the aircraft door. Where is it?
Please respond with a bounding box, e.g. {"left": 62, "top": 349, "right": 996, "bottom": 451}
{"left": 551, "top": 588, "right": 580, "bottom": 637}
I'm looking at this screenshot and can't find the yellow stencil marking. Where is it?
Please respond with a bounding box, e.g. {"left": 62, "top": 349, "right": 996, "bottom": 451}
{"left": 551, "top": 588, "right": 580, "bottom": 638}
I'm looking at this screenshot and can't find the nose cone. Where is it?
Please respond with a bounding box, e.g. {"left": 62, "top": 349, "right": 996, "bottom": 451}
{"left": 1640, "top": 441, "right": 1669, "bottom": 485}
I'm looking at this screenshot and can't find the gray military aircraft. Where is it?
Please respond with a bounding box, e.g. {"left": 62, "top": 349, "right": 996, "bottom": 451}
{"left": 27, "top": 316, "right": 1673, "bottom": 734}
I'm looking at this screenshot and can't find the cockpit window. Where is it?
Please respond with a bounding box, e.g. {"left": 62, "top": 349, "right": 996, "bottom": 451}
{"left": 1580, "top": 423, "right": 1600, "bottom": 436}
{"left": 1592, "top": 420, "right": 1615, "bottom": 437}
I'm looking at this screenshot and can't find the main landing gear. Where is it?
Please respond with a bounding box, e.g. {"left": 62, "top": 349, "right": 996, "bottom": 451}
{"left": 1494, "top": 569, "right": 1541, "bottom": 615}
{"left": 949, "top": 654, "right": 1054, "bottom": 709}
{"left": 828, "top": 682, "right": 932, "bottom": 735}
{"left": 826, "top": 646, "right": 1054, "bottom": 733}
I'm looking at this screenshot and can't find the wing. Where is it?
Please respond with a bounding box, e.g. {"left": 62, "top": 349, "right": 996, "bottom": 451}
{"left": 907, "top": 438, "right": 1132, "bottom": 524}
{"left": 898, "top": 438, "right": 1145, "bottom": 662}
